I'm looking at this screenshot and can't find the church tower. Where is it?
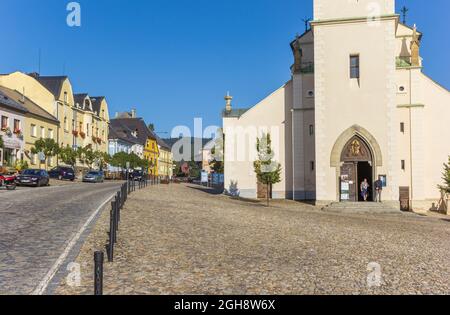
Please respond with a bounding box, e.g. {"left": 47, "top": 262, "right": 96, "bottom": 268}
{"left": 311, "top": 0, "right": 400, "bottom": 205}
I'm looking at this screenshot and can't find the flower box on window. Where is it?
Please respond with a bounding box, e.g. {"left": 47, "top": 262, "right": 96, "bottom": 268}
{"left": 72, "top": 130, "right": 79, "bottom": 137}
{"left": 80, "top": 131, "right": 86, "bottom": 139}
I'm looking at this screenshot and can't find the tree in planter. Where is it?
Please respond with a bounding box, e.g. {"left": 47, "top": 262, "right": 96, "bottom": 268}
{"left": 59, "top": 146, "right": 78, "bottom": 168}
{"left": 31, "top": 138, "right": 60, "bottom": 170}
{"left": 438, "top": 156, "right": 450, "bottom": 194}
{"left": 253, "top": 133, "right": 282, "bottom": 206}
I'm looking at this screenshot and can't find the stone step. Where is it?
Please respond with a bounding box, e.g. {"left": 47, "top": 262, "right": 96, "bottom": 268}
{"left": 322, "top": 202, "right": 402, "bottom": 214}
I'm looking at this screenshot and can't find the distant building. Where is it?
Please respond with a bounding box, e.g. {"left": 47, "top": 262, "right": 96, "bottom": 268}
{"left": 155, "top": 135, "right": 173, "bottom": 178}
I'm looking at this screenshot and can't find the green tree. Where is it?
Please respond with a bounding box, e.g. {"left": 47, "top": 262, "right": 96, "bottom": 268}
{"left": 31, "top": 138, "right": 60, "bottom": 170}
{"left": 148, "top": 123, "right": 155, "bottom": 132}
{"left": 111, "top": 152, "right": 130, "bottom": 169}
{"left": 210, "top": 129, "right": 224, "bottom": 174}
{"left": 83, "top": 146, "right": 97, "bottom": 170}
{"left": 253, "top": 133, "right": 282, "bottom": 206}
{"left": 439, "top": 156, "right": 450, "bottom": 193}
{"left": 59, "top": 146, "right": 78, "bottom": 168}
{"left": 0, "top": 134, "right": 3, "bottom": 149}
{"left": 95, "top": 151, "right": 111, "bottom": 171}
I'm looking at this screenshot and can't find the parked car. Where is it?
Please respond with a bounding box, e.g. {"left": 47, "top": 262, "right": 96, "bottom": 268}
{"left": 0, "top": 172, "right": 17, "bottom": 190}
{"left": 16, "top": 169, "right": 50, "bottom": 187}
{"left": 48, "top": 166, "right": 75, "bottom": 181}
{"left": 83, "top": 171, "right": 105, "bottom": 183}
{"left": 131, "top": 170, "right": 144, "bottom": 181}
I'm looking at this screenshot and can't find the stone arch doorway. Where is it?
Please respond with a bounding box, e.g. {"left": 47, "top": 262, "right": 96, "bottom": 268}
{"left": 339, "top": 136, "right": 374, "bottom": 202}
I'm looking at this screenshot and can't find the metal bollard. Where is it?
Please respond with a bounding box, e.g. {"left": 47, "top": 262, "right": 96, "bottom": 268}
{"left": 108, "top": 207, "right": 115, "bottom": 262}
{"left": 94, "top": 251, "right": 104, "bottom": 295}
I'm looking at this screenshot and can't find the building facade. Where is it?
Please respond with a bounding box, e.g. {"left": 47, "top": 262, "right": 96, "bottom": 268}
{"left": 0, "top": 86, "right": 59, "bottom": 168}
{"left": 0, "top": 90, "right": 26, "bottom": 168}
{"left": 223, "top": 0, "right": 450, "bottom": 210}
{"left": 156, "top": 136, "right": 173, "bottom": 178}
{"left": 0, "top": 72, "right": 110, "bottom": 168}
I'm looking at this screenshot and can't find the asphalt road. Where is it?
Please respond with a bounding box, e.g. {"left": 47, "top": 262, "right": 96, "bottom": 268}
{"left": 0, "top": 181, "right": 123, "bottom": 295}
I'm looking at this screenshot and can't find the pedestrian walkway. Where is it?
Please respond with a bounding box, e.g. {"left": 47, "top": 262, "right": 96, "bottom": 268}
{"left": 56, "top": 184, "right": 450, "bottom": 295}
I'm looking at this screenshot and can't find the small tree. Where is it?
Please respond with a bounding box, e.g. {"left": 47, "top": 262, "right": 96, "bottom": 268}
{"left": 31, "top": 138, "right": 60, "bottom": 170}
{"left": 253, "top": 133, "right": 282, "bottom": 206}
{"left": 83, "top": 146, "right": 97, "bottom": 170}
{"left": 95, "top": 151, "right": 111, "bottom": 171}
{"left": 439, "top": 156, "right": 450, "bottom": 194}
{"left": 210, "top": 129, "right": 224, "bottom": 174}
{"left": 111, "top": 152, "right": 129, "bottom": 170}
{"left": 59, "top": 146, "right": 78, "bottom": 168}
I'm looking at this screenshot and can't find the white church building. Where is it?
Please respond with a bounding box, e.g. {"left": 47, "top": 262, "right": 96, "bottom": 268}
{"left": 222, "top": 0, "right": 450, "bottom": 210}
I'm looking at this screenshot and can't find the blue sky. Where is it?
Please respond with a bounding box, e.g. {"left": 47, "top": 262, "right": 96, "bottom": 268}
{"left": 1, "top": 0, "right": 449, "bottom": 135}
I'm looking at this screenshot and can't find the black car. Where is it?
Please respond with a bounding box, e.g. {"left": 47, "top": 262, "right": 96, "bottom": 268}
{"left": 16, "top": 169, "right": 50, "bottom": 187}
{"left": 48, "top": 166, "right": 75, "bottom": 181}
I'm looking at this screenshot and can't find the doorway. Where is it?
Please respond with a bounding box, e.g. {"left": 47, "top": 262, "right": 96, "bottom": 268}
{"left": 339, "top": 136, "right": 375, "bottom": 202}
{"left": 357, "top": 161, "right": 373, "bottom": 201}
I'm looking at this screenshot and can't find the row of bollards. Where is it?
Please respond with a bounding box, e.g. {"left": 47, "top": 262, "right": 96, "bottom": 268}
{"left": 94, "top": 176, "right": 156, "bottom": 295}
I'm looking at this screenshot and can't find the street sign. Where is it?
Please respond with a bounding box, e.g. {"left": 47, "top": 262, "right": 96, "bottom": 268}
{"left": 201, "top": 171, "right": 208, "bottom": 183}
{"left": 38, "top": 152, "right": 46, "bottom": 162}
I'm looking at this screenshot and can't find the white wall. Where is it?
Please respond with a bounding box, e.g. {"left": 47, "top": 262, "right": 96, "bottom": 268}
{"left": 223, "top": 82, "right": 292, "bottom": 199}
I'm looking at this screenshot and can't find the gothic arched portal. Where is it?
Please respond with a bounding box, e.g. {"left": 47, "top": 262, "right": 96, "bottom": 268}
{"left": 330, "top": 125, "right": 383, "bottom": 202}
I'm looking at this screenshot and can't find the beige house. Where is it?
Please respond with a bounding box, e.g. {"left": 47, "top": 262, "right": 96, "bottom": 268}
{"left": 223, "top": 0, "right": 450, "bottom": 210}
{"left": 0, "top": 72, "right": 110, "bottom": 169}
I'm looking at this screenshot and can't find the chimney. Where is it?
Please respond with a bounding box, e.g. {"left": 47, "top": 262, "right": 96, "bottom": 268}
{"left": 224, "top": 92, "right": 233, "bottom": 113}
{"left": 131, "top": 108, "right": 137, "bottom": 118}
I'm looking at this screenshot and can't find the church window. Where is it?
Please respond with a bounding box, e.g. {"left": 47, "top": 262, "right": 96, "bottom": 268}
{"left": 309, "top": 125, "right": 314, "bottom": 136}
{"left": 350, "top": 55, "right": 360, "bottom": 79}
{"left": 311, "top": 161, "right": 315, "bottom": 171}
{"left": 401, "top": 160, "right": 406, "bottom": 171}
{"left": 400, "top": 122, "right": 405, "bottom": 133}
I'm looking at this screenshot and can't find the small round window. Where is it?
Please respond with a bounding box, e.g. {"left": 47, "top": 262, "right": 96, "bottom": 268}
{"left": 399, "top": 86, "right": 405, "bottom": 92}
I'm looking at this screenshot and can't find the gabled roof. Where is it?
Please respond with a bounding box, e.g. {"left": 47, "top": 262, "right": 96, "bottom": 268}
{"left": 0, "top": 89, "right": 28, "bottom": 114}
{"left": 154, "top": 133, "right": 171, "bottom": 151}
{"left": 110, "top": 118, "right": 155, "bottom": 145}
{"left": 29, "top": 74, "right": 68, "bottom": 99}
{"left": 0, "top": 86, "right": 59, "bottom": 123}
{"left": 91, "top": 96, "right": 105, "bottom": 115}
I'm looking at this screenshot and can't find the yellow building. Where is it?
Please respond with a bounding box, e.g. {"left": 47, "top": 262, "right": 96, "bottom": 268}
{"left": 0, "top": 72, "right": 110, "bottom": 170}
{"left": 156, "top": 136, "right": 173, "bottom": 178}
{"left": 0, "top": 86, "right": 59, "bottom": 168}
{"left": 145, "top": 136, "right": 159, "bottom": 176}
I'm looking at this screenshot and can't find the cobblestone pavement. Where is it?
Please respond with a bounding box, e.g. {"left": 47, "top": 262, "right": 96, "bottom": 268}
{"left": 57, "top": 184, "right": 450, "bottom": 295}
{"left": 0, "top": 181, "right": 123, "bottom": 295}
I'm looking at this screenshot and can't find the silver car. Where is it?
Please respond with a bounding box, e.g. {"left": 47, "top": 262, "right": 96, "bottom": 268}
{"left": 82, "top": 171, "right": 105, "bottom": 183}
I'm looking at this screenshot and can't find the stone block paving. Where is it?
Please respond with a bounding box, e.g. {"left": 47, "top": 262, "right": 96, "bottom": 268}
{"left": 56, "top": 184, "right": 450, "bottom": 295}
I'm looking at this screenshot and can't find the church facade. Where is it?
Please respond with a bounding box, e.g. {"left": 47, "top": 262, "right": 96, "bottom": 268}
{"left": 222, "top": 0, "right": 450, "bottom": 210}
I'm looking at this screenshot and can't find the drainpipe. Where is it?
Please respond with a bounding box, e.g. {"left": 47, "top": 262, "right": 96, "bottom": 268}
{"left": 408, "top": 69, "right": 414, "bottom": 205}
{"left": 291, "top": 109, "right": 295, "bottom": 201}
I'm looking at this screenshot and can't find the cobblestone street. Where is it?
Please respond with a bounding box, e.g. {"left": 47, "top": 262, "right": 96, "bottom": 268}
{"left": 56, "top": 183, "right": 450, "bottom": 295}
{"left": 0, "top": 181, "right": 123, "bottom": 295}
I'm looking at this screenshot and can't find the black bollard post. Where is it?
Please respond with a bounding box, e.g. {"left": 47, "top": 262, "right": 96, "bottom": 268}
{"left": 94, "top": 251, "right": 104, "bottom": 295}
{"left": 108, "top": 207, "right": 114, "bottom": 262}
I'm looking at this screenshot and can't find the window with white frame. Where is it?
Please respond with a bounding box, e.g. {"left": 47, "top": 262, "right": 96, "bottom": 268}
{"left": 48, "top": 129, "right": 54, "bottom": 139}
{"left": 40, "top": 126, "right": 45, "bottom": 138}
{"left": 31, "top": 124, "right": 37, "bottom": 137}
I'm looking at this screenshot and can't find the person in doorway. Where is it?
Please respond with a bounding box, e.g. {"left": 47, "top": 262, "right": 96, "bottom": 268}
{"left": 360, "top": 178, "right": 370, "bottom": 202}
{"left": 374, "top": 178, "right": 383, "bottom": 203}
